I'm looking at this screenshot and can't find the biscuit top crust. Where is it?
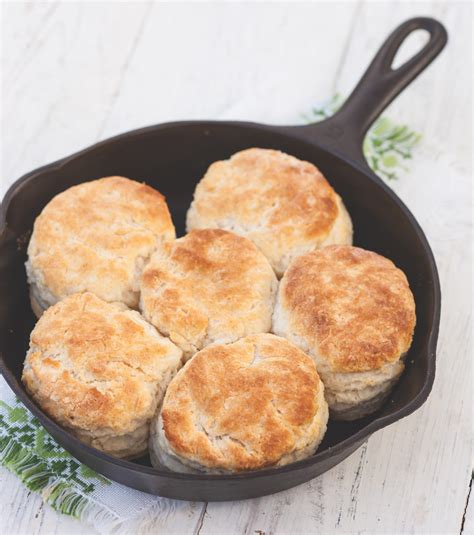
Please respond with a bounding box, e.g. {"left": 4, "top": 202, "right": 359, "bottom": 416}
{"left": 277, "top": 245, "right": 416, "bottom": 372}
{"left": 161, "top": 334, "right": 324, "bottom": 472}
{"left": 140, "top": 229, "right": 277, "bottom": 356}
{"left": 22, "top": 292, "right": 182, "bottom": 434}
{"left": 186, "top": 148, "right": 344, "bottom": 274}
{"left": 27, "top": 176, "right": 175, "bottom": 307}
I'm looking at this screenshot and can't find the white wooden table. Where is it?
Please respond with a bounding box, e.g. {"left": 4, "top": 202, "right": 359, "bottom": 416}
{"left": 1, "top": 2, "right": 472, "bottom": 534}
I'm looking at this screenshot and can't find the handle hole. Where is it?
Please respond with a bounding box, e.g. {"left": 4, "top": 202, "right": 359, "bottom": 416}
{"left": 391, "top": 29, "right": 430, "bottom": 69}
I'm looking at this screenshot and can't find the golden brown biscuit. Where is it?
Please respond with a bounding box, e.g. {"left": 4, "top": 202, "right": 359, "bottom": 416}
{"left": 140, "top": 229, "right": 277, "bottom": 360}
{"left": 26, "top": 176, "right": 175, "bottom": 316}
{"left": 22, "top": 292, "right": 183, "bottom": 458}
{"left": 149, "top": 334, "right": 328, "bottom": 473}
{"left": 273, "top": 245, "right": 416, "bottom": 420}
{"left": 186, "top": 148, "right": 352, "bottom": 276}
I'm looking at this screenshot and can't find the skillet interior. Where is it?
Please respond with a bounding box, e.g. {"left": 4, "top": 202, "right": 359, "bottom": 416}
{"left": 0, "top": 121, "right": 439, "bottom": 500}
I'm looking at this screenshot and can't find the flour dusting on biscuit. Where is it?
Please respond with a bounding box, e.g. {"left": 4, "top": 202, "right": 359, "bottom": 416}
{"left": 186, "top": 148, "right": 352, "bottom": 276}
{"left": 26, "top": 176, "right": 175, "bottom": 316}
{"left": 273, "top": 245, "right": 416, "bottom": 420}
{"left": 140, "top": 229, "right": 277, "bottom": 360}
{"left": 22, "top": 292, "right": 183, "bottom": 458}
{"left": 149, "top": 334, "right": 328, "bottom": 473}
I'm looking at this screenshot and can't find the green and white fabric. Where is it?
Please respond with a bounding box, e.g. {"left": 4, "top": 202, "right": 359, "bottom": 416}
{"left": 0, "top": 380, "right": 162, "bottom": 532}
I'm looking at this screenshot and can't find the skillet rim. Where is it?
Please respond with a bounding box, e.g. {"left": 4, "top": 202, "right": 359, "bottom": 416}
{"left": 0, "top": 119, "right": 441, "bottom": 483}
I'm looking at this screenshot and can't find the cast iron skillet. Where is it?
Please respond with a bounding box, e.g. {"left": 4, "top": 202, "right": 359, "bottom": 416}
{"left": 0, "top": 17, "right": 446, "bottom": 501}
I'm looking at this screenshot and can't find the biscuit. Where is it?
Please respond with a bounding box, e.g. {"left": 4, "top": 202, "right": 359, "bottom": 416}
{"left": 26, "top": 176, "right": 175, "bottom": 316}
{"left": 149, "top": 334, "right": 328, "bottom": 473}
{"left": 140, "top": 229, "right": 277, "bottom": 360}
{"left": 22, "top": 292, "right": 183, "bottom": 458}
{"left": 273, "top": 245, "right": 416, "bottom": 420}
{"left": 186, "top": 148, "right": 352, "bottom": 276}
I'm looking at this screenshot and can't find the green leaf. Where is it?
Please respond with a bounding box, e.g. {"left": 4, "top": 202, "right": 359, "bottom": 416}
{"left": 382, "top": 154, "right": 398, "bottom": 167}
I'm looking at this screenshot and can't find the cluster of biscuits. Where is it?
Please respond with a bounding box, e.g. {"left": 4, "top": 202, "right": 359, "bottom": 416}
{"left": 22, "top": 148, "right": 416, "bottom": 474}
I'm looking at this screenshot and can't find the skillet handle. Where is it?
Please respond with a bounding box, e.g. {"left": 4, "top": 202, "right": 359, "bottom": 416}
{"left": 296, "top": 17, "right": 448, "bottom": 172}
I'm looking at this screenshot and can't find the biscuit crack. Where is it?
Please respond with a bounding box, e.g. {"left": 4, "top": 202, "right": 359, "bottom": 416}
{"left": 198, "top": 420, "right": 253, "bottom": 457}
{"left": 270, "top": 398, "right": 284, "bottom": 416}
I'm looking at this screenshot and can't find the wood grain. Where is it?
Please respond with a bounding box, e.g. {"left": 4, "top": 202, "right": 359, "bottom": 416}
{"left": 463, "top": 478, "right": 474, "bottom": 534}
{"left": 1, "top": 2, "right": 472, "bottom": 533}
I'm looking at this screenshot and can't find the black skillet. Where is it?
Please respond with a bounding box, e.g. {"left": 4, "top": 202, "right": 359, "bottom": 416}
{"left": 0, "top": 17, "right": 447, "bottom": 501}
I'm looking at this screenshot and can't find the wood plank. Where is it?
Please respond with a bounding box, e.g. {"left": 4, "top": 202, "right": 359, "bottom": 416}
{"left": 462, "top": 477, "right": 474, "bottom": 534}
{"left": 83, "top": 2, "right": 362, "bottom": 137}
{"left": 0, "top": 467, "right": 96, "bottom": 535}
{"left": 1, "top": 2, "right": 151, "bottom": 186}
